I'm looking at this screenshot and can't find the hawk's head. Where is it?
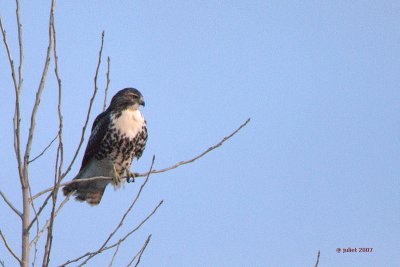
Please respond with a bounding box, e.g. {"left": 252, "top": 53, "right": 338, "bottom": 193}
{"left": 109, "top": 88, "right": 145, "bottom": 111}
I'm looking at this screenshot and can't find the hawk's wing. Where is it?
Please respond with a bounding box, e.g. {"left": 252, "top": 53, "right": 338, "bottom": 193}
{"left": 133, "top": 121, "right": 148, "bottom": 159}
{"left": 62, "top": 111, "right": 112, "bottom": 205}
{"left": 80, "top": 111, "right": 111, "bottom": 171}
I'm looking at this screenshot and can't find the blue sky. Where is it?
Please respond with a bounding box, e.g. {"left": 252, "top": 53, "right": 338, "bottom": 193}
{"left": 0, "top": 1, "right": 399, "bottom": 266}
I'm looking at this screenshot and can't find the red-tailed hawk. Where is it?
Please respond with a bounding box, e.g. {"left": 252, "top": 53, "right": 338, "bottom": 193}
{"left": 63, "top": 88, "right": 147, "bottom": 205}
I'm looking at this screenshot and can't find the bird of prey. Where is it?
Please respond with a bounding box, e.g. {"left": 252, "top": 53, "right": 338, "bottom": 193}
{"left": 63, "top": 88, "right": 147, "bottom": 205}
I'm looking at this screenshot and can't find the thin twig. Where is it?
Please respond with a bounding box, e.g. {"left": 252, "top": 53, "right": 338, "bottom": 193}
{"left": 0, "top": 230, "right": 22, "bottom": 264}
{"left": 4, "top": 1, "right": 28, "bottom": 265}
{"left": 133, "top": 239, "right": 150, "bottom": 267}
{"left": 77, "top": 156, "right": 155, "bottom": 266}
{"left": 42, "top": 147, "right": 60, "bottom": 266}
{"left": 13, "top": 0, "right": 24, "bottom": 182}
{"left": 31, "top": 118, "right": 251, "bottom": 201}
{"left": 0, "top": 190, "right": 22, "bottom": 218}
{"left": 132, "top": 118, "right": 251, "bottom": 177}
{"left": 0, "top": 16, "right": 18, "bottom": 90}
{"left": 61, "top": 31, "right": 105, "bottom": 179}
{"left": 42, "top": 17, "right": 65, "bottom": 266}
{"left": 314, "top": 250, "right": 320, "bottom": 267}
{"left": 30, "top": 196, "right": 70, "bottom": 247}
{"left": 109, "top": 202, "right": 162, "bottom": 258}
{"left": 0, "top": 13, "right": 23, "bottom": 182}
{"left": 28, "top": 193, "right": 52, "bottom": 231}
{"left": 15, "top": 0, "right": 23, "bottom": 95}
{"left": 101, "top": 157, "right": 154, "bottom": 248}
{"left": 28, "top": 134, "right": 58, "bottom": 164}
{"left": 23, "top": 0, "right": 54, "bottom": 167}
{"left": 60, "top": 200, "right": 163, "bottom": 267}
{"left": 108, "top": 243, "right": 121, "bottom": 267}
{"left": 103, "top": 56, "right": 110, "bottom": 111}
{"left": 0, "top": 259, "right": 5, "bottom": 267}
{"left": 126, "top": 235, "right": 151, "bottom": 267}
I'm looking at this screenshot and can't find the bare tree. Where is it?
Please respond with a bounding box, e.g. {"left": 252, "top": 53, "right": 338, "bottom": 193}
{"left": 0, "top": 1, "right": 250, "bottom": 266}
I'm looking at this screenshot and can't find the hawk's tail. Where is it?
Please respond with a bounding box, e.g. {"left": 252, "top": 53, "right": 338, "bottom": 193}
{"left": 62, "top": 179, "right": 109, "bottom": 206}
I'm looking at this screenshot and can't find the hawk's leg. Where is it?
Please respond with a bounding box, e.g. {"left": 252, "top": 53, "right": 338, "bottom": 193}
{"left": 126, "top": 169, "right": 135, "bottom": 183}
{"left": 112, "top": 165, "right": 121, "bottom": 185}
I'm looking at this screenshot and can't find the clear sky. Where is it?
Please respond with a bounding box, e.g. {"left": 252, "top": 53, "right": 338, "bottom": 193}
{"left": 0, "top": 1, "right": 399, "bottom": 266}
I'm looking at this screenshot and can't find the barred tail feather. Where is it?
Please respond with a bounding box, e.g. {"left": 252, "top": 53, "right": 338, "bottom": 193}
{"left": 63, "top": 179, "right": 109, "bottom": 206}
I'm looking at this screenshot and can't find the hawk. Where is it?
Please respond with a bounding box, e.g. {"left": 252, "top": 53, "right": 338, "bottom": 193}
{"left": 63, "top": 88, "right": 147, "bottom": 205}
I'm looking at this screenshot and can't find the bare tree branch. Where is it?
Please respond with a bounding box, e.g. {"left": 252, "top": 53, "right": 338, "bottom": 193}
{"left": 28, "top": 134, "right": 58, "bottom": 164}
{"left": 60, "top": 200, "right": 163, "bottom": 267}
{"left": 7, "top": 0, "right": 24, "bottom": 184}
{"left": 19, "top": 1, "right": 55, "bottom": 265}
{"left": 32, "top": 233, "right": 39, "bottom": 267}
{"left": 42, "top": 15, "right": 65, "bottom": 266}
{"left": 131, "top": 117, "right": 251, "bottom": 177}
{"left": 127, "top": 235, "right": 151, "bottom": 267}
{"left": 133, "top": 238, "right": 150, "bottom": 267}
{"left": 76, "top": 156, "right": 156, "bottom": 266}
{"left": 30, "top": 196, "right": 70, "bottom": 247}
{"left": 104, "top": 201, "right": 162, "bottom": 260}
{"left": 28, "top": 193, "right": 52, "bottom": 231}
{"left": 0, "top": 259, "right": 5, "bottom": 267}
{"left": 0, "top": 4, "right": 24, "bottom": 266}
{"left": 56, "top": 117, "right": 250, "bottom": 265}
{"left": 31, "top": 118, "right": 250, "bottom": 201}
{"left": 0, "top": 190, "right": 22, "bottom": 218}
{"left": 28, "top": 182, "right": 40, "bottom": 267}
{"left": 15, "top": 0, "right": 23, "bottom": 95}
{"left": 22, "top": 2, "right": 54, "bottom": 167}
{"left": 314, "top": 250, "right": 320, "bottom": 267}
{"left": 0, "top": 230, "right": 22, "bottom": 264}
{"left": 0, "top": 12, "right": 23, "bottom": 183}
{"left": 102, "top": 157, "right": 154, "bottom": 247}
{"left": 42, "top": 148, "right": 60, "bottom": 266}
{"left": 61, "top": 31, "right": 105, "bottom": 179}
{"left": 108, "top": 243, "right": 120, "bottom": 267}
{"left": 0, "top": 16, "right": 18, "bottom": 90}
{"left": 103, "top": 56, "right": 110, "bottom": 112}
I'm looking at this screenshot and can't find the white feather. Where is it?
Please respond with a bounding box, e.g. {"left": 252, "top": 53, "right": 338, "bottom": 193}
{"left": 113, "top": 109, "right": 145, "bottom": 138}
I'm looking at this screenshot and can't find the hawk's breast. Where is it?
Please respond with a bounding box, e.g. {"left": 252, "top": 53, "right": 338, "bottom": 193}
{"left": 113, "top": 109, "right": 145, "bottom": 138}
{"left": 98, "top": 109, "right": 147, "bottom": 177}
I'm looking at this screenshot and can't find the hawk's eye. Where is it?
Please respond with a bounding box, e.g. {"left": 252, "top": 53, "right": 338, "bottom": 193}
{"left": 131, "top": 94, "right": 139, "bottom": 99}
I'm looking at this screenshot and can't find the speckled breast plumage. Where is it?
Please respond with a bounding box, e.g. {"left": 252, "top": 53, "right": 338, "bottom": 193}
{"left": 95, "top": 117, "right": 147, "bottom": 177}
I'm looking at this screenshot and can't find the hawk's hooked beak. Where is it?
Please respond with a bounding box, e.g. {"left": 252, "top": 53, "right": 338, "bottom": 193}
{"left": 139, "top": 97, "right": 145, "bottom": 107}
